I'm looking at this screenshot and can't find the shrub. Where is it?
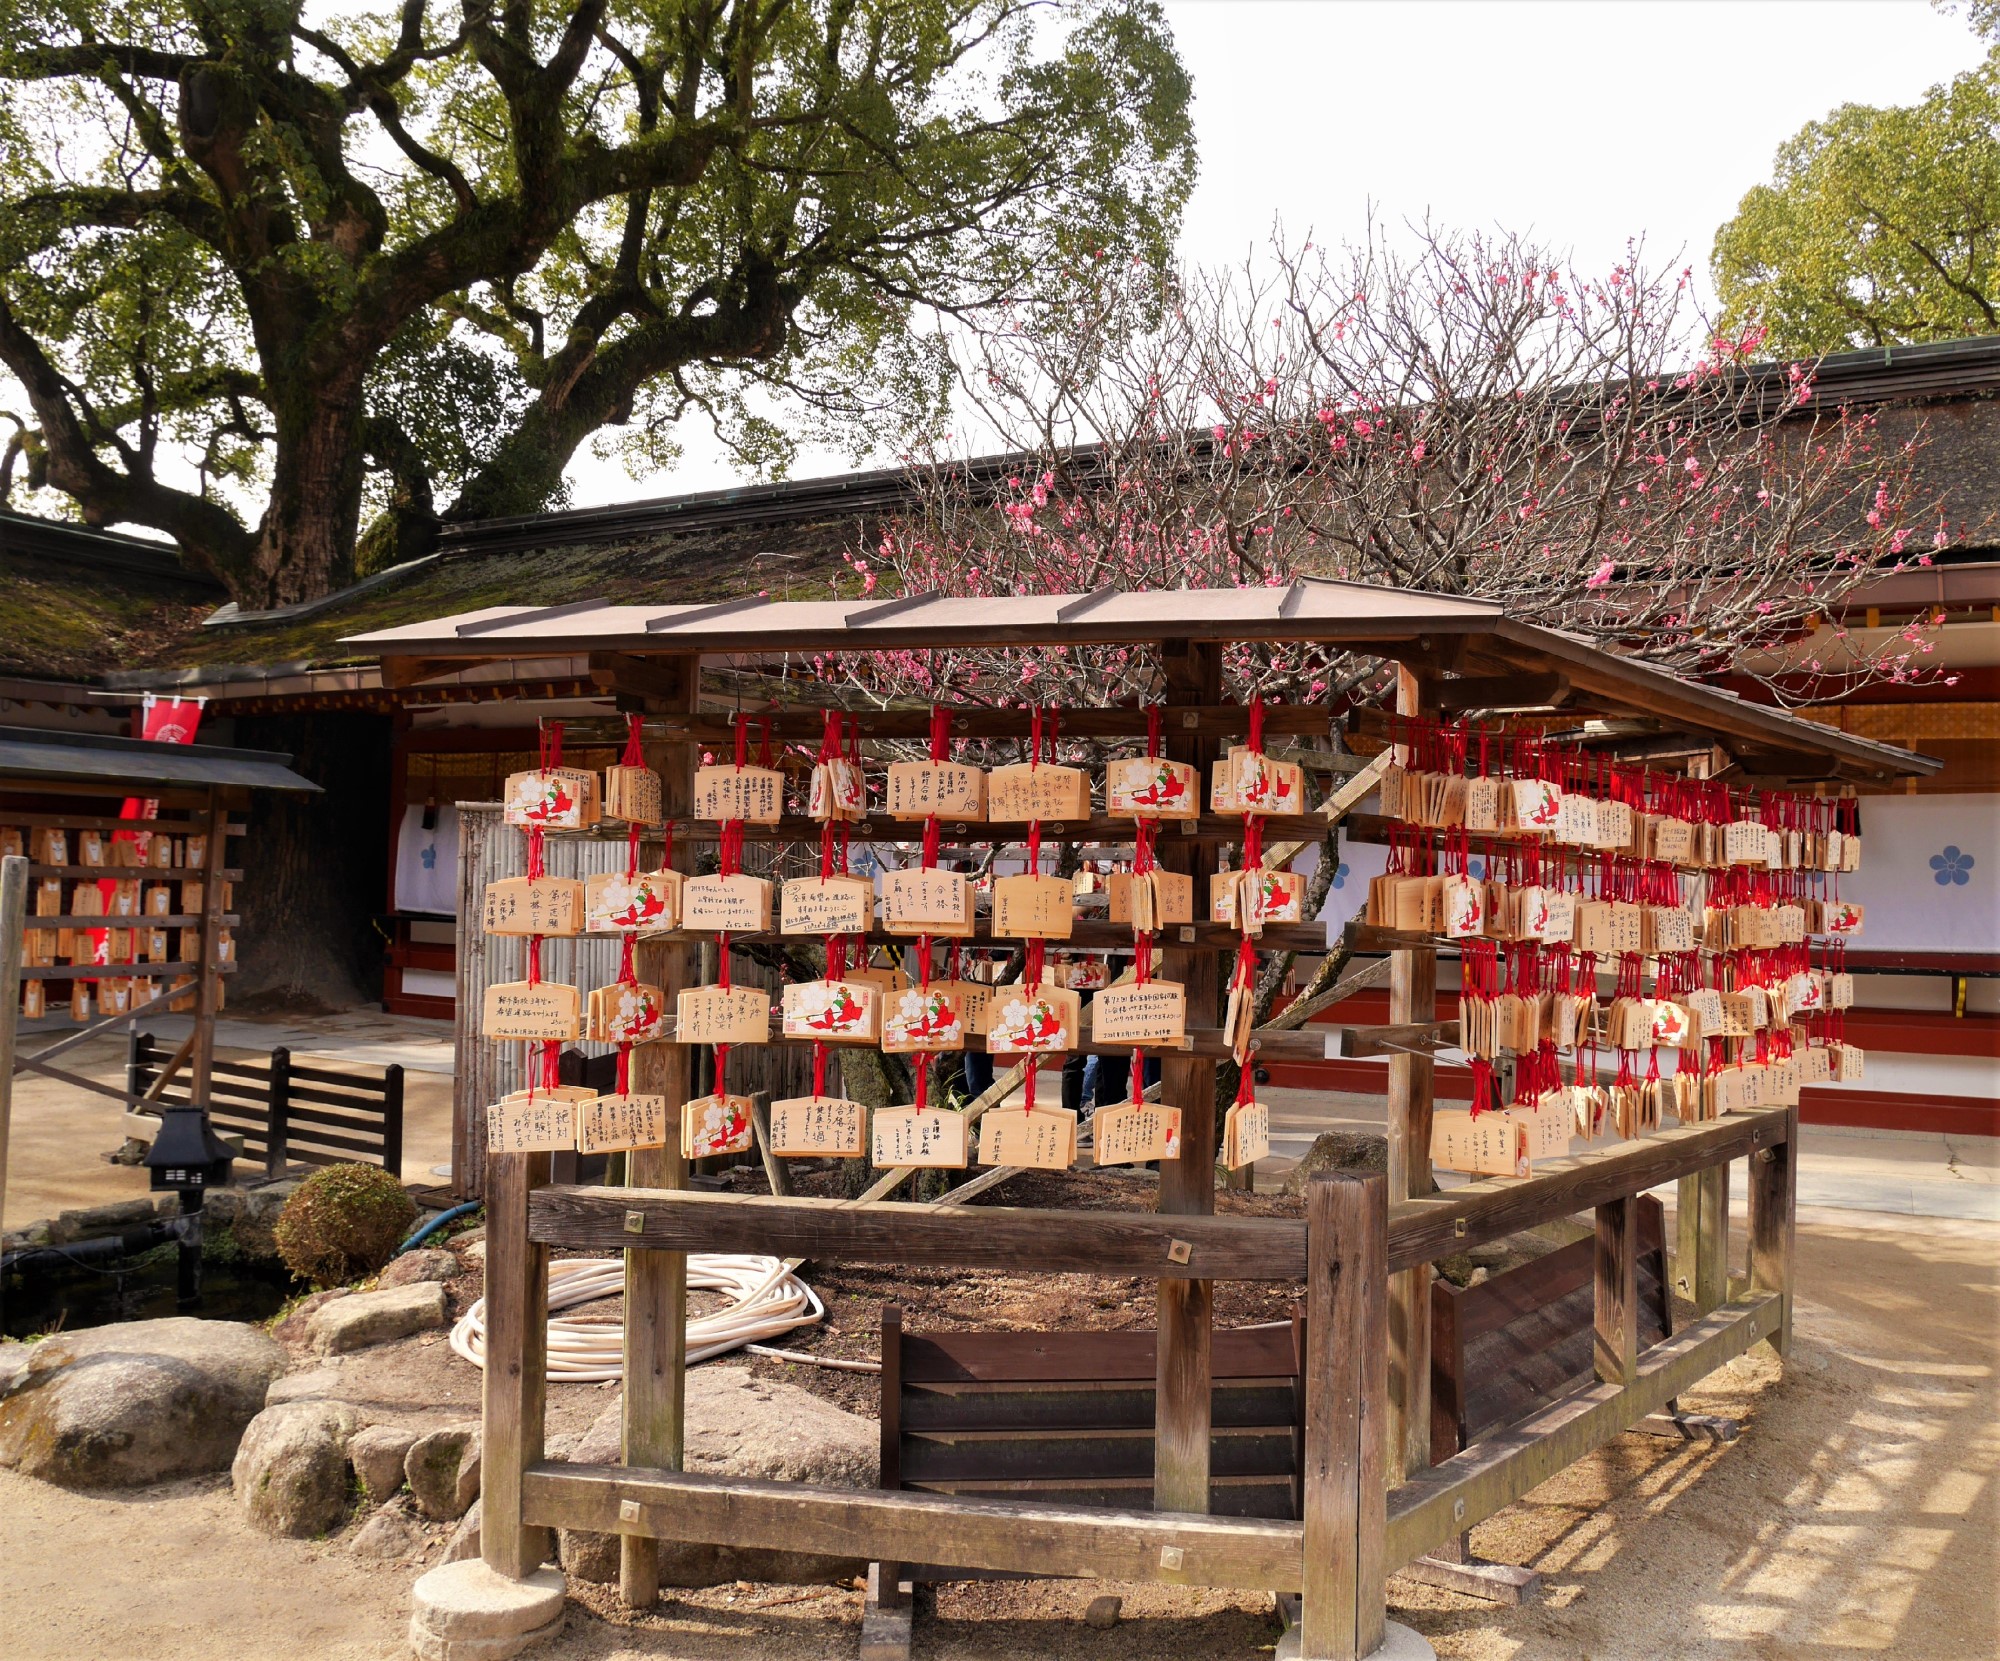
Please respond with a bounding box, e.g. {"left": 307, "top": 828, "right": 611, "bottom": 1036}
{"left": 273, "top": 1164, "right": 417, "bottom": 1287}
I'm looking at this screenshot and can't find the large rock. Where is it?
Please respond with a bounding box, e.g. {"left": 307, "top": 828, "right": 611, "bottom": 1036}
{"left": 308, "top": 1281, "right": 449, "bottom": 1355}
{"left": 379, "top": 1248, "right": 460, "bottom": 1289}
{"left": 558, "top": 1367, "right": 874, "bottom": 1585}
{"left": 0, "top": 1317, "right": 286, "bottom": 1489}
{"left": 350, "top": 1422, "right": 420, "bottom": 1501}
{"left": 232, "top": 1399, "right": 362, "bottom": 1537}
{"left": 1280, "top": 1130, "right": 1388, "bottom": 1194}
{"left": 350, "top": 1499, "right": 429, "bottom": 1561}
{"left": 407, "top": 1423, "right": 482, "bottom": 1520}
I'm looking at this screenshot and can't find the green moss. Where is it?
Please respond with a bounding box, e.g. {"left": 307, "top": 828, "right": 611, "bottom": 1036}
{"left": 272, "top": 1164, "right": 417, "bottom": 1288}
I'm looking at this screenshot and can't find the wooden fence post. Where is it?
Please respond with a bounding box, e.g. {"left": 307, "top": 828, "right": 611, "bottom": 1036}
{"left": 1748, "top": 1104, "right": 1796, "bottom": 1357}
{"left": 1301, "top": 1171, "right": 1387, "bottom": 1661}
{"left": 381, "top": 1062, "right": 405, "bottom": 1179}
{"left": 266, "top": 1045, "right": 291, "bottom": 1180}
{"left": 1593, "top": 1193, "right": 1638, "bottom": 1386}
{"left": 622, "top": 656, "right": 698, "bottom": 1607}
{"left": 482, "top": 1148, "right": 551, "bottom": 1579}
{"left": 1676, "top": 1163, "right": 1729, "bottom": 1318}
{"left": 0, "top": 854, "right": 27, "bottom": 1266}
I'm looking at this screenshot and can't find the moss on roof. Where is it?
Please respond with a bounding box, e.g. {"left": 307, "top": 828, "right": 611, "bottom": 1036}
{"left": 0, "top": 551, "right": 216, "bottom": 679}
{"left": 142, "top": 516, "right": 864, "bottom": 672}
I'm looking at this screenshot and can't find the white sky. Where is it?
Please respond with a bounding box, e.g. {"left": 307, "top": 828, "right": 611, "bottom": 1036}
{"left": 565, "top": 0, "right": 1987, "bottom": 506}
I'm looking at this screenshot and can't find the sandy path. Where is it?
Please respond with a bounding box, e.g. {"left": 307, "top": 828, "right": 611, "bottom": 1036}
{"left": 0, "top": 1208, "right": 1992, "bottom": 1660}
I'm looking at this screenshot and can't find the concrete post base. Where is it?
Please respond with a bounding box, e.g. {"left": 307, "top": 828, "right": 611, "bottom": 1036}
{"left": 409, "top": 1560, "right": 566, "bottom": 1661}
{"left": 1276, "top": 1617, "right": 1438, "bottom": 1661}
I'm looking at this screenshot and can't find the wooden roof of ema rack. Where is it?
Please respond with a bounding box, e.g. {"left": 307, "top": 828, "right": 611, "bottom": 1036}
{"left": 345, "top": 578, "right": 1939, "bottom": 785}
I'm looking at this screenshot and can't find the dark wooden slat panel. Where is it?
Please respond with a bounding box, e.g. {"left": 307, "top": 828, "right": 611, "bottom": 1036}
{"left": 900, "top": 1383, "right": 1301, "bottom": 1434}
{"left": 279, "top": 1100, "right": 391, "bottom": 1134}
{"left": 282, "top": 1080, "right": 392, "bottom": 1110}
{"left": 531, "top": 1187, "right": 1306, "bottom": 1281}
{"left": 902, "top": 1428, "right": 1298, "bottom": 1484}
{"left": 524, "top": 1463, "right": 1304, "bottom": 1590}
{"left": 902, "top": 1479, "right": 1299, "bottom": 1520}
{"left": 281, "top": 1127, "right": 392, "bottom": 1160}
{"left": 901, "top": 1324, "right": 1301, "bottom": 1384}
{"left": 1387, "top": 1108, "right": 1789, "bottom": 1273}
{"left": 1453, "top": 1205, "right": 1663, "bottom": 1342}
{"left": 284, "top": 1061, "right": 394, "bottom": 1088}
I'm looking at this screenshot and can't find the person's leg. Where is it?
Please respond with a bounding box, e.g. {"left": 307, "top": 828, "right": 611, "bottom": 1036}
{"left": 1061, "top": 1053, "right": 1085, "bottom": 1116}
{"left": 962, "top": 1048, "right": 993, "bottom": 1099}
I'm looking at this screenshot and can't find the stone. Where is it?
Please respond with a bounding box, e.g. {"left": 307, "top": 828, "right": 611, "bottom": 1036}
{"left": 407, "top": 1423, "right": 482, "bottom": 1520}
{"left": 267, "top": 1364, "right": 347, "bottom": 1406}
{"left": 1281, "top": 1131, "right": 1388, "bottom": 1194}
{"left": 408, "top": 1614, "right": 564, "bottom": 1661}
{"left": 379, "top": 1248, "right": 460, "bottom": 1288}
{"left": 0, "top": 1316, "right": 286, "bottom": 1489}
{"left": 1085, "top": 1594, "right": 1122, "bottom": 1629}
{"left": 232, "top": 1400, "right": 362, "bottom": 1537}
{"left": 1278, "top": 1618, "right": 1435, "bottom": 1661}
{"left": 232, "top": 1181, "right": 300, "bottom": 1259}
{"left": 460, "top": 1238, "right": 487, "bottom": 1265}
{"left": 308, "top": 1281, "right": 449, "bottom": 1355}
{"left": 350, "top": 1501, "right": 428, "bottom": 1560}
{"left": 272, "top": 1288, "right": 351, "bottom": 1347}
{"left": 351, "top": 1422, "right": 420, "bottom": 1501}
{"left": 410, "top": 1560, "right": 565, "bottom": 1642}
{"left": 443, "top": 1497, "right": 482, "bottom": 1564}
{"left": 557, "top": 1368, "right": 874, "bottom": 1585}
{"left": 46, "top": 1196, "right": 162, "bottom": 1245}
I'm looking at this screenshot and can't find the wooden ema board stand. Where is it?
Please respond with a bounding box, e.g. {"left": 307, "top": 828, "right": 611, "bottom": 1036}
{"left": 437, "top": 641, "right": 1839, "bottom": 1650}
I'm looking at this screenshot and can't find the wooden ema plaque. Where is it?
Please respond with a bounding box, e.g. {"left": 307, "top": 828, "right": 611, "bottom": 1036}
{"left": 1506, "top": 777, "right": 1564, "bottom": 836}
{"left": 483, "top": 876, "right": 583, "bottom": 937}
{"left": 682, "top": 873, "right": 773, "bottom": 932}
{"left": 846, "top": 961, "right": 910, "bottom": 1000}
{"left": 985, "top": 984, "right": 1081, "bottom": 1054}
{"left": 780, "top": 978, "right": 880, "bottom": 1044}
{"left": 978, "top": 1104, "right": 1077, "bottom": 1170}
{"left": 603, "top": 764, "right": 664, "bottom": 825}
{"left": 1105, "top": 757, "right": 1199, "bottom": 820}
{"left": 488, "top": 1094, "right": 577, "bottom": 1154}
{"left": 872, "top": 1106, "right": 969, "bottom": 1169}
{"left": 781, "top": 874, "right": 875, "bottom": 935}
{"left": 675, "top": 984, "right": 770, "bottom": 1045}
{"left": 880, "top": 982, "right": 968, "bottom": 1052}
{"left": 503, "top": 768, "right": 598, "bottom": 828}
{"left": 931, "top": 978, "right": 993, "bottom": 1036}
{"left": 883, "top": 868, "right": 975, "bottom": 937}
{"left": 576, "top": 1093, "right": 668, "bottom": 1154}
{"left": 682, "top": 1093, "right": 754, "bottom": 1159}
{"left": 808, "top": 758, "right": 867, "bottom": 821}
{"left": 482, "top": 980, "right": 581, "bottom": 1039}
{"left": 885, "top": 761, "right": 986, "bottom": 821}
{"left": 1215, "top": 748, "right": 1304, "bottom": 817}
{"left": 992, "top": 873, "right": 1075, "bottom": 939}
{"left": 769, "top": 1096, "right": 866, "bottom": 1157}
{"left": 1210, "top": 867, "right": 1306, "bottom": 930}
{"left": 1220, "top": 1098, "right": 1270, "bottom": 1169}
{"left": 587, "top": 980, "right": 667, "bottom": 1043}
{"left": 1090, "top": 980, "right": 1187, "bottom": 1047}
{"left": 1430, "top": 1108, "right": 1528, "bottom": 1176}
{"left": 584, "top": 870, "right": 680, "bottom": 934}
{"left": 692, "top": 765, "right": 784, "bottom": 824}
{"left": 1108, "top": 869, "right": 1194, "bottom": 928}
{"left": 1092, "top": 1101, "right": 1182, "bottom": 1166}
{"left": 986, "top": 763, "right": 1091, "bottom": 822}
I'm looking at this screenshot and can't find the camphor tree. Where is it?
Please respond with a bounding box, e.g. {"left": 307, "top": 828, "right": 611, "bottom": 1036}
{"left": 0, "top": 0, "right": 1194, "bottom": 606}
{"left": 1713, "top": 2, "right": 2000, "bottom": 353}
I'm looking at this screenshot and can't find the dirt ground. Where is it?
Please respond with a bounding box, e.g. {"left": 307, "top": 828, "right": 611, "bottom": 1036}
{"left": 0, "top": 1202, "right": 1992, "bottom": 1661}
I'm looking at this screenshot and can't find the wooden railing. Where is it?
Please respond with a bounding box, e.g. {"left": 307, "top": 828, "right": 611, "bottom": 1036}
{"left": 480, "top": 1101, "right": 1795, "bottom": 1660}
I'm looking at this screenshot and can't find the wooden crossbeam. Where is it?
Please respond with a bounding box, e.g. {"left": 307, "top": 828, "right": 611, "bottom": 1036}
{"left": 523, "top": 1464, "right": 1304, "bottom": 1591}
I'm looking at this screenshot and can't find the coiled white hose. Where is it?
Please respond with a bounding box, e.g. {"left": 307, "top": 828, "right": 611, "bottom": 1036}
{"left": 449, "top": 1253, "right": 825, "bottom": 1381}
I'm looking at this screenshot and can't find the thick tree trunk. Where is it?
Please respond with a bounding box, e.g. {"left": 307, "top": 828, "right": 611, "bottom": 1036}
{"left": 248, "top": 365, "right": 372, "bottom": 607}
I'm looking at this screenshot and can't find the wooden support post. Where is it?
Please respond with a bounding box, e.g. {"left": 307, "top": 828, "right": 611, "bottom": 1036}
{"left": 482, "top": 1149, "right": 551, "bottom": 1578}
{"left": 0, "top": 854, "right": 27, "bottom": 1271}
{"left": 1384, "top": 667, "right": 1435, "bottom": 1487}
{"left": 265, "top": 1046, "right": 291, "bottom": 1179}
{"left": 1156, "top": 639, "right": 1223, "bottom": 1516}
{"left": 1675, "top": 1162, "right": 1729, "bottom": 1318}
{"left": 1593, "top": 1194, "right": 1638, "bottom": 1386}
{"left": 1748, "top": 1104, "right": 1796, "bottom": 1358}
{"left": 873, "top": 1304, "right": 908, "bottom": 1638}
{"left": 622, "top": 654, "right": 699, "bottom": 1609}
{"left": 1301, "top": 1172, "right": 1387, "bottom": 1661}
{"left": 189, "top": 788, "right": 227, "bottom": 1106}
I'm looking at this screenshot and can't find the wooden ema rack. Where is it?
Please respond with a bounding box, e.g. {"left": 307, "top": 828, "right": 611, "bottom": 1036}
{"left": 443, "top": 651, "right": 1815, "bottom": 1661}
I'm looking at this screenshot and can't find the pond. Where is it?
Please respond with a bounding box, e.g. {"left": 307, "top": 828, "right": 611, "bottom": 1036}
{"left": 2, "top": 1237, "right": 302, "bottom": 1340}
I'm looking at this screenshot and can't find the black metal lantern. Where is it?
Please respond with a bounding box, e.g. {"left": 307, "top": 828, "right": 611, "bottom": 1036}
{"left": 143, "top": 1107, "right": 237, "bottom": 1194}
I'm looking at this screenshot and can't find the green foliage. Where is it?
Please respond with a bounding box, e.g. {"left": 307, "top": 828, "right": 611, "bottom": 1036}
{"left": 272, "top": 1164, "right": 417, "bottom": 1288}
{"left": 0, "top": 0, "right": 1195, "bottom": 605}
{"left": 1713, "top": 37, "right": 2000, "bottom": 353}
